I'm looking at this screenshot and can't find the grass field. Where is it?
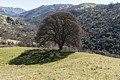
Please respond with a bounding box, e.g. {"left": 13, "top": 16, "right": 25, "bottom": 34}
{"left": 0, "top": 47, "right": 120, "bottom": 80}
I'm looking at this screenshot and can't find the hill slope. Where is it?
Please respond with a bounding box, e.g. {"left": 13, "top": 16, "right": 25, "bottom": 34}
{"left": 0, "top": 14, "right": 35, "bottom": 44}
{"left": 0, "top": 47, "right": 120, "bottom": 80}
{"left": 70, "top": 3, "right": 120, "bottom": 54}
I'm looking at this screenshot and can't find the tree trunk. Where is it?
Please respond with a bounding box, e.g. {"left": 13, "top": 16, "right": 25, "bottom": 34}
{"left": 59, "top": 45, "right": 63, "bottom": 50}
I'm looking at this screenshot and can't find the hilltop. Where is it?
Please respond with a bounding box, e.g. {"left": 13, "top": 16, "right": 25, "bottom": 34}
{"left": 0, "top": 47, "right": 120, "bottom": 80}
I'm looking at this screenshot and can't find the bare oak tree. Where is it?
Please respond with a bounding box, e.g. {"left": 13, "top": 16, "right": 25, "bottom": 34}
{"left": 36, "top": 12, "right": 83, "bottom": 50}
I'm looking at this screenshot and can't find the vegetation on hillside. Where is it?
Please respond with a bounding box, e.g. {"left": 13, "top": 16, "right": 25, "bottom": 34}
{"left": 70, "top": 3, "right": 120, "bottom": 54}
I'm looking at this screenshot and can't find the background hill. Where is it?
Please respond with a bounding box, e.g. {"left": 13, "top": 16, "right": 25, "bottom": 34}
{"left": 18, "top": 3, "right": 97, "bottom": 25}
{"left": 18, "top": 4, "right": 73, "bottom": 25}
{"left": 0, "top": 6, "right": 25, "bottom": 16}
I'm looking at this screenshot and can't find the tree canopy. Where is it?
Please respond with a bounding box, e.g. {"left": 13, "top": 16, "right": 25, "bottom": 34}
{"left": 36, "top": 12, "right": 83, "bottom": 50}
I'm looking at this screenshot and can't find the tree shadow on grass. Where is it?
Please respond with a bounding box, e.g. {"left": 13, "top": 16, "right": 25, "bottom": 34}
{"left": 9, "top": 49, "right": 74, "bottom": 65}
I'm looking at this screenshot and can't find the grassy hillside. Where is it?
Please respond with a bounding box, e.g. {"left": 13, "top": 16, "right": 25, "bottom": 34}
{"left": 0, "top": 47, "right": 120, "bottom": 80}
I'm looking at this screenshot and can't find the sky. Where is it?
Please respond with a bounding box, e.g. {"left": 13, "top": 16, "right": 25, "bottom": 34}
{"left": 0, "top": 0, "right": 120, "bottom": 10}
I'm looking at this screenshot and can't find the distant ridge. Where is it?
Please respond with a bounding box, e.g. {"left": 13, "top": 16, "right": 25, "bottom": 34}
{"left": 0, "top": 6, "right": 26, "bottom": 16}
{"left": 18, "top": 3, "right": 97, "bottom": 25}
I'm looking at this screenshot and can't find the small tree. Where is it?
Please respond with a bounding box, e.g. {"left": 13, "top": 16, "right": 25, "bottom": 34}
{"left": 36, "top": 12, "right": 83, "bottom": 50}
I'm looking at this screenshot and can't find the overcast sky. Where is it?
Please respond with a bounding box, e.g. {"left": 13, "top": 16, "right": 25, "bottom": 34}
{"left": 0, "top": 0, "right": 119, "bottom": 10}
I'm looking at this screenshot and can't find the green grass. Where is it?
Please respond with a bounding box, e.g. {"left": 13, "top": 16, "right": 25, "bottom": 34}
{"left": 0, "top": 47, "right": 120, "bottom": 80}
